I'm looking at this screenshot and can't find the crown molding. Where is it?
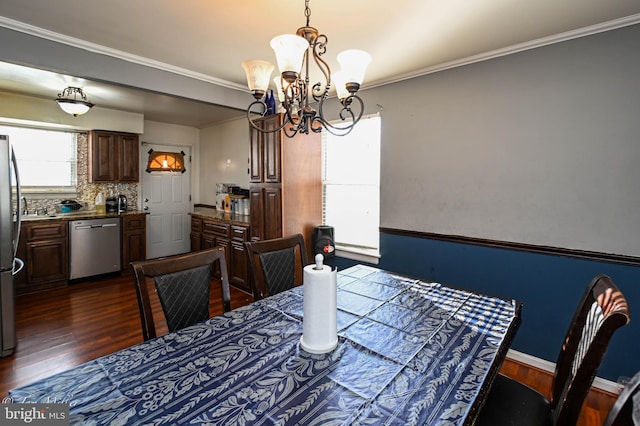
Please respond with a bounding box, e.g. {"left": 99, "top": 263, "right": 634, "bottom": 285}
{"left": 0, "top": 16, "right": 247, "bottom": 93}
{"left": 367, "top": 13, "right": 640, "bottom": 89}
{"left": 2, "top": 13, "right": 640, "bottom": 93}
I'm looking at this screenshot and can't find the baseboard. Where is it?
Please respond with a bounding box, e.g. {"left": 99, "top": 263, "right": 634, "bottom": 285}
{"left": 506, "top": 349, "right": 622, "bottom": 395}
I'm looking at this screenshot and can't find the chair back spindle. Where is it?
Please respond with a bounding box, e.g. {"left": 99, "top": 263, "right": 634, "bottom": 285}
{"left": 551, "top": 274, "right": 630, "bottom": 425}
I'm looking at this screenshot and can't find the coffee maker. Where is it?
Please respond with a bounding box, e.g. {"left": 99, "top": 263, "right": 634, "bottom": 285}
{"left": 117, "top": 195, "right": 128, "bottom": 213}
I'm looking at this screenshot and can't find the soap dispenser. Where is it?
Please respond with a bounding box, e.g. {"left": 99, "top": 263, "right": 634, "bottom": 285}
{"left": 95, "top": 192, "right": 106, "bottom": 214}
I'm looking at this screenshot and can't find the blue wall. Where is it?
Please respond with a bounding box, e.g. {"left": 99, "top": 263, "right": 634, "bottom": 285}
{"left": 327, "top": 232, "right": 639, "bottom": 383}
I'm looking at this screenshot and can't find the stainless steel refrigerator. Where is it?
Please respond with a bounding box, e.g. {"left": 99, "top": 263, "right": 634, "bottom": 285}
{"left": 0, "top": 134, "right": 24, "bottom": 357}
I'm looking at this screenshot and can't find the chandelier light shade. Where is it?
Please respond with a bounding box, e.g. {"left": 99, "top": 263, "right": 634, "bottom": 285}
{"left": 241, "top": 60, "right": 275, "bottom": 97}
{"left": 242, "top": 0, "right": 371, "bottom": 137}
{"left": 270, "top": 34, "right": 309, "bottom": 76}
{"left": 55, "top": 86, "right": 94, "bottom": 117}
{"left": 337, "top": 50, "right": 372, "bottom": 89}
{"left": 332, "top": 71, "right": 350, "bottom": 101}
{"left": 273, "top": 77, "right": 285, "bottom": 102}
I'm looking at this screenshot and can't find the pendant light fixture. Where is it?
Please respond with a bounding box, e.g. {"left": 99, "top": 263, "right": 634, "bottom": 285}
{"left": 242, "top": 0, "right": 371, "bottom": 137}
{"left": 55, "top": 86, "right": 94, "bottom": 117}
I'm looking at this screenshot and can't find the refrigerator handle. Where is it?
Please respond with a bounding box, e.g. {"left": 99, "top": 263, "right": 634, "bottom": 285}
{"left": 11, "top": 146, "right": 22, "bottom": 259}
{"left": 12, "top": 258, "right": 24, "bottom": 276}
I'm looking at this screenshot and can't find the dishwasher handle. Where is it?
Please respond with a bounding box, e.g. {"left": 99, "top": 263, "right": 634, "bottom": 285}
{"left": 74, "top": 222, "right": 119, "bottom": 230}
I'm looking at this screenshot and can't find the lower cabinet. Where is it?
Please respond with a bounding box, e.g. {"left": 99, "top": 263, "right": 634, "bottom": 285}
{"left": 16, "top": 214, "right": 147, "bottom": 294}
{"left": 122, "top": 214, "right": 147, "bottom": 272}
{"left": 229, "top": 226, "right": 249, "bottom": 290}
{"left": 16, "top": 220, "right": 68, "bottom": 295}
{"left": 190, "top": 216, "right": 250, "bottom": 293}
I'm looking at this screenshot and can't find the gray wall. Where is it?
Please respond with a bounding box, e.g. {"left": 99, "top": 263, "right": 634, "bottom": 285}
{"left": 358, "top": 23, "right": 640, "bottom": 257}
{"left": 2, "top": 22, "right": 638, "bottom": 257}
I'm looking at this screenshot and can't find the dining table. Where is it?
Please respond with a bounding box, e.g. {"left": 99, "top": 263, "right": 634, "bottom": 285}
{"left": 9, "top": 264, "right": 522, "bottom": 425}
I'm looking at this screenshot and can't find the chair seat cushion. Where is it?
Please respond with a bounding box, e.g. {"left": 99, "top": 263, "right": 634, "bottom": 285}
{"left": 475, "top": 374, "right": 553, "bottom": 426}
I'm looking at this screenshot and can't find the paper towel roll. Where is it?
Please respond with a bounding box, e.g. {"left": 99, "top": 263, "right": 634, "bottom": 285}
{"left": 300, "top": 255, "right": 338, "bottom": 354}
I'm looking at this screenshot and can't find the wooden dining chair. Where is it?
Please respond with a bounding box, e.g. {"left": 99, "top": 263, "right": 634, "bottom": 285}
{"left": 476, "top": 274, "right": 630, "bottom": 426}
{"left": 244, "top": 233, "right": 308, "bottom": 301}
{"left": 131, "top": 247, "right": 231, "bottom": 341}
{"left": 604, "top": 370, "right": 640, "bottom": 426}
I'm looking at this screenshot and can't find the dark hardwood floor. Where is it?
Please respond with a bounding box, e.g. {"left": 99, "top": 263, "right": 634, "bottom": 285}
{"left": 0, "top": 274, "right": 617, "bottom": 424}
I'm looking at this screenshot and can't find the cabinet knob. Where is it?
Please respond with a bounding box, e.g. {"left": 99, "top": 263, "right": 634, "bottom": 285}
{"left": 143, "top": 206, "right": 149, "bottom": 211}
{"left": 144, "top": 198, "right": 149, "bottom": 203}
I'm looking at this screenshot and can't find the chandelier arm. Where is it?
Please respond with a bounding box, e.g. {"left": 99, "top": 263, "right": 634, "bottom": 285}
{"left": 247, "top": 100, "right": 293, "bottom": 134}
{"left": 310, "top": 35, "right": 331, "bottom": 102}
{"left": 313, "top": 94, "right": 365, "bottom": 136}
{"left": 283, "top": 111, "right": 304, "bottom": 135}
{"left": 282, "top": 123, "right": 302, "bottom": 138}
{"left": 312, "top": 115, "right": 356, "bottom": 136}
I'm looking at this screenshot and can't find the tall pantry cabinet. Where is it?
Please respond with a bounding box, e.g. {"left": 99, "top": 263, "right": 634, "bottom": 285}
{"left": 249, "top": 114, "right": 321, "bottom": 261}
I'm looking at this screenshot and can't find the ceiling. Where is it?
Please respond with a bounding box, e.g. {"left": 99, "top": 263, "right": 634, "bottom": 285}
{"left": 1, "top": 0, "right": 639, "bottom": 128}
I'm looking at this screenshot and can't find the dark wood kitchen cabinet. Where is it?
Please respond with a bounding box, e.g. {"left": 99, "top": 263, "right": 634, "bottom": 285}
{"left": 229, "top": 225, "right": 250, "bottom": 291}
{"left": 249, "top": 115, "right": 281, "bottom": 183}
{"left": 122, "top": 214, "right": 146, "bottom": 272}
{"left": 88, "top": 130, "right": 140, "bottom": 182}
{"left": 190, "top": 215, "right": 250, "bottom": 292}
{"left": 15, "top": 220, "right": 68, "bottom": 295}
{"left": 249, "top": 185, "right": 282, "bottom": 241}
{"left": 190, "top": 216, "right": 202, "bottom": 252}
{"left": 249, "top": 114, "right": 321, "bottom": 259}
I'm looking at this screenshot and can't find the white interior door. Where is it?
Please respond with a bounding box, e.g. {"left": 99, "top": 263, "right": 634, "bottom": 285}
{"left": 141, "top": 143, "right": 192, "bottom": 259}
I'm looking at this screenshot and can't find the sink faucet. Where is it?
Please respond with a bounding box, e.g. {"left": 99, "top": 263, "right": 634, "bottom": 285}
{"left": 20, "top": 196, "right": 28, "bottom": 215}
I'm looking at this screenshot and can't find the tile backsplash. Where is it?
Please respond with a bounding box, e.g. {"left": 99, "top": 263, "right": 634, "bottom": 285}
{"left": 24, "top": 132, "right": 138, "bottom": 213}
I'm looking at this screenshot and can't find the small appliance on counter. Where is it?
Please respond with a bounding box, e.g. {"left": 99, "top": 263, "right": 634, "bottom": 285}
{"left": 117, "top": 195, "right": 128, "bottom": 213}
{"left": 106, "top": 197, "right": 118, "bottom": 213}
{"left": 313, "top": 225, "right": 335, "bottom": 258}
{"left": 58, "top": 199, "right": 83, "bottom": 213}
{"left": 215, "top": 183, "right": 236, "bottom": 211}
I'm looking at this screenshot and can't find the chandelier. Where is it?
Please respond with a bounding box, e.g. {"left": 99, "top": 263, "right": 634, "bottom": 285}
{"left": 242, "top": 0, "right": 371, "bottom": 137}
{"left": 55, "top": 86, "right": 94, "bottom": 117}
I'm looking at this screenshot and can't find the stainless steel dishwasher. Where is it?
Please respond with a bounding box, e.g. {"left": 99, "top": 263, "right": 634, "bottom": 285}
{"left": 69, "top": 218, "right": 121, "bottom": 280}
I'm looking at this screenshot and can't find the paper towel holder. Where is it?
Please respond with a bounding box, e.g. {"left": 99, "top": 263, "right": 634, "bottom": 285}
{"left": 300, "top": 254, "right": 338, "bottom": 354}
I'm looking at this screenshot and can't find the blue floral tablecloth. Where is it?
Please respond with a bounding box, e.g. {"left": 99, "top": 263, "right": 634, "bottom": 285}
{"left": 10, "top": 265, "right": 521, "bottom": 425}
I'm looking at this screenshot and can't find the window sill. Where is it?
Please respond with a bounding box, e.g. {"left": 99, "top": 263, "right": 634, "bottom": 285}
{"left": 335, "top": 245, "right": 380, "bottom": 265}
{"left": 20, "top": 187, "right": 78, "bottom": 199}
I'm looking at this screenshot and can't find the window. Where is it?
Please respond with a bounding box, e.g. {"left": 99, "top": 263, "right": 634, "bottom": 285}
{"left": 0, "top": 125, "right": 77, "bottom": 195}
{"left": 322, "top": 114, "right": 381, "bottom": 263}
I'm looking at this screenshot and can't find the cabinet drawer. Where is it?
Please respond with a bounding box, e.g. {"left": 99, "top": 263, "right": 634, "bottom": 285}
{"left": 231, "top": 225, "right": 249, "bottom": 241}
{"left": 25, "top": 221, "right": 67, "bottom": 241}
{"left": 202, "top": 220, "right": 229, "bottom": 238}
{"left": 123, "top": 215, "right": 145, "bottom": 231}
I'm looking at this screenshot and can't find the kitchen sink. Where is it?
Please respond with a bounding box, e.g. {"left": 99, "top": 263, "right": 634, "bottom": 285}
{"left": 21, "top": 211, "right": 94, "bottom": 220}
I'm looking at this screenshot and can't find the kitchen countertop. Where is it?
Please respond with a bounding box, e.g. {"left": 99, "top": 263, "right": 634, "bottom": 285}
{"left": 20, "top": 210, "right": 148, "bottom": 222}
{"left": 191, "top": 206, "right": 250, "bottom": 226}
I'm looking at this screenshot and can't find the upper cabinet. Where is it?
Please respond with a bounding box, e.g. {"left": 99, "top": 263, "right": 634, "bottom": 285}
{"left": 249, "top": 115, "right": 281, "bottom": 184}
{"left": 88, "top": 130, "right": 140, "bottom": 182}
{"left": 248, "top": 114, "right": 322, "bottom": 258}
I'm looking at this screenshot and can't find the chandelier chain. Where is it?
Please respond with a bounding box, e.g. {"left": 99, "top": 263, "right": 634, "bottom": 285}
{"left": 304, "top": 0, "right": 311, "bottom": 26}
